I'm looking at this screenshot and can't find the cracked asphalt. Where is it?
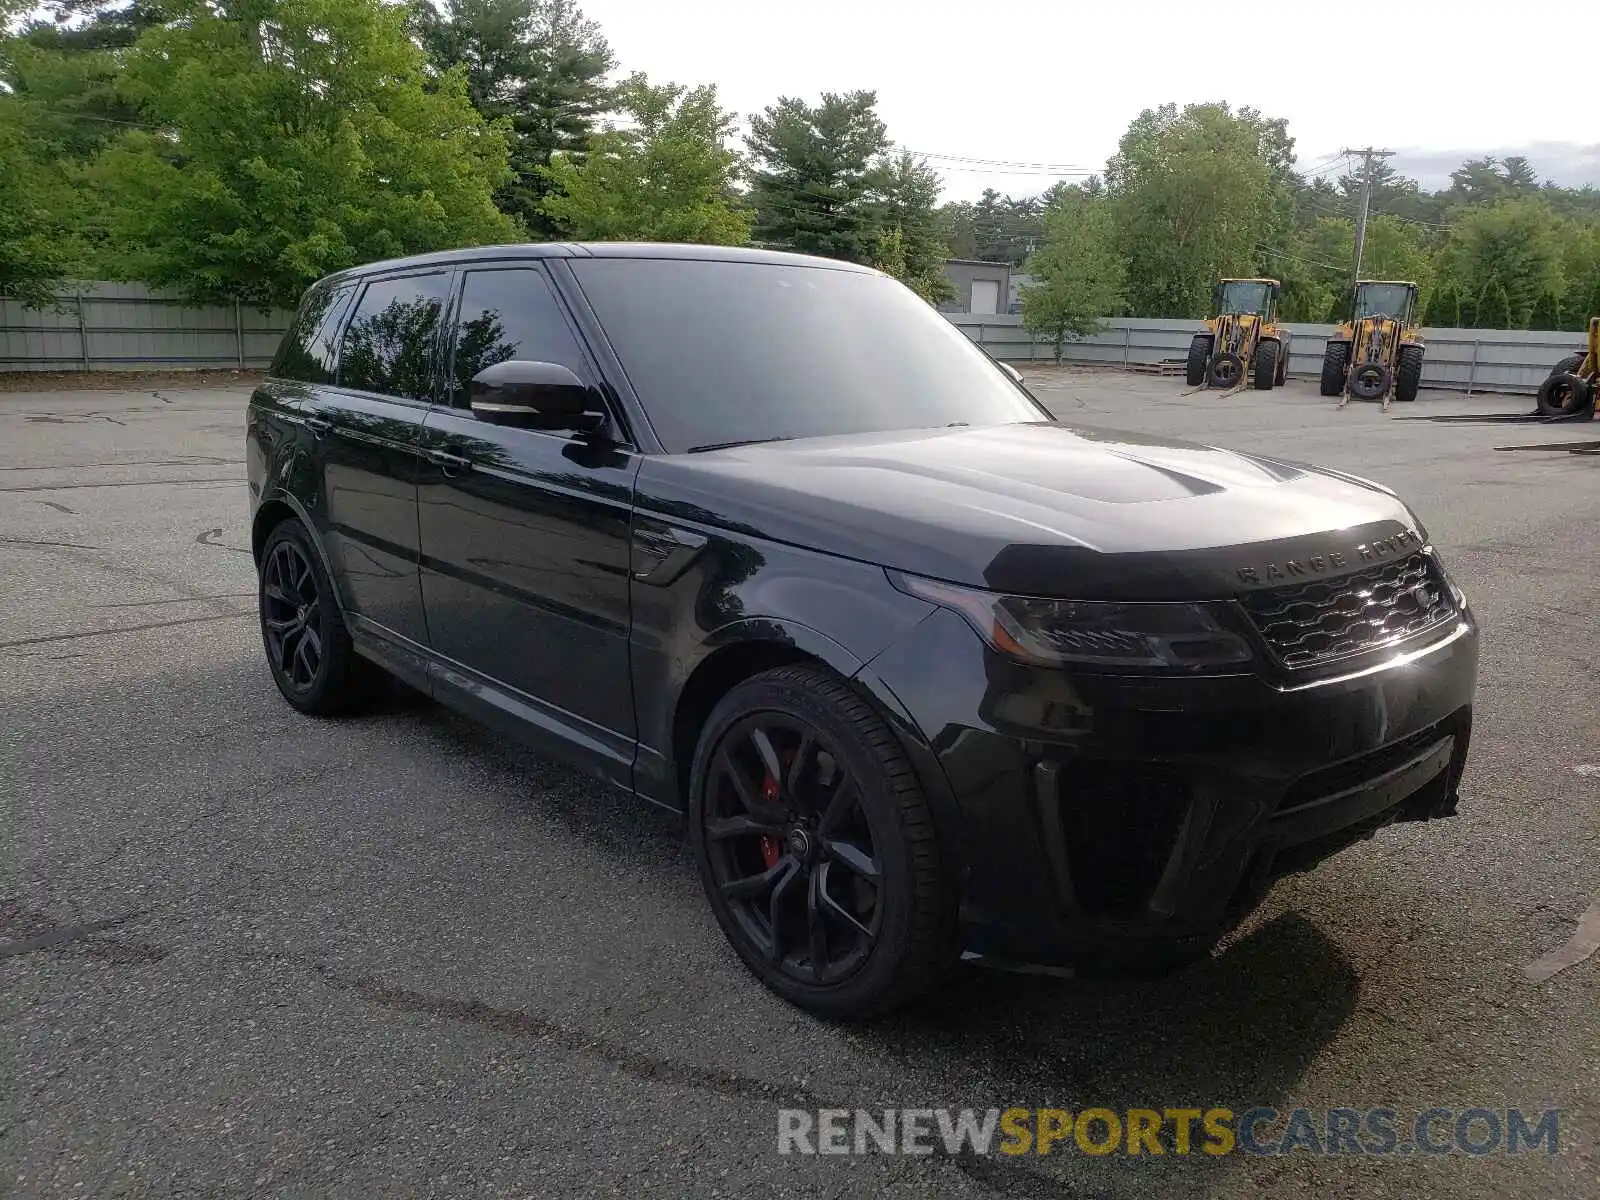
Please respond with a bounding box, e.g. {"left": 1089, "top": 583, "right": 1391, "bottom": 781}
{"left": 2, "top": 372, "right": 1597, "bottom": 1198}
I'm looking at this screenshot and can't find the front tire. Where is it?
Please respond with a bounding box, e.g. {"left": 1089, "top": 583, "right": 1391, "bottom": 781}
{"left": 689, "top": 665, "right": 954, "bottom": 1019}
{"left": 1251, "top": 340, "right": 1279, "bottom": 391}
{"left": 1394, "top": 344, "right": 1424, "bottom": 402}
{"left": 1207, "top": 351, "right": 1245, "bottom": 390}
{"left": 1320, "top": 341, "right": 1350, "bottom": 396}
{"left": 258, "top": 517, "right": 370, "bottom": 715}
{"left": 1536, "top": 372, "right": 1595, "bottom": 417}
{"left": 1186, "top": 335, "right": 1211, "bottom": 387}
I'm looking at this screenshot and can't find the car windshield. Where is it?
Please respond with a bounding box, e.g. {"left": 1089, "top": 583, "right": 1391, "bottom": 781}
{"left": 568, "top": 258, "right": 1047, "bottom": 453}
{"left": 1355, "top": 284, "right": 1412, "bottom": 319}
{"left": 1219, "top": 282, "right": 1271, "bottom": 314}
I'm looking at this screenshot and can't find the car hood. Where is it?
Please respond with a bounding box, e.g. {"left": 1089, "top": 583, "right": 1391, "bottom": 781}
{"left": 633, "top": 422, "right": 1428, "bottom": 599}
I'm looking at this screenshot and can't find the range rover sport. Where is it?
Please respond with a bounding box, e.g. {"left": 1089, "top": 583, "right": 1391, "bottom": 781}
{"left": 247, "top": 243, "right": 1478, "bottom": 1018}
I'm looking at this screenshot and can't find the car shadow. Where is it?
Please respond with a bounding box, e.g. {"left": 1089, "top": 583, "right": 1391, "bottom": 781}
{"left": 365, "top": 686, "right": 1356, "bottom": 1190}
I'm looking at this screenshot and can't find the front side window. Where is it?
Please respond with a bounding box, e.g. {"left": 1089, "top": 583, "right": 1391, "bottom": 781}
{"left": 338, "top": 273, "right": 452, "bottom": 401}
{"left": 569, "top": 258, "right": 1046, "bottom": 453}
{"left": 270, "top": 281, "right": 355, "bottom": 383}
{"left": 448, "top": 268, "right": 591, "bottom": 406}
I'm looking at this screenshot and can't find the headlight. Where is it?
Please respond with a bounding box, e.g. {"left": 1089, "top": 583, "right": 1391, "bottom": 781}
{"left": 889, "top": 572, "right": 1255, "bottom": 672}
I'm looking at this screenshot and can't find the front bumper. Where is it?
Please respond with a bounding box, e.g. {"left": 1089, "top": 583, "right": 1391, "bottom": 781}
{"left": 859, "top": 606, "right": 1479, "bottom": 969}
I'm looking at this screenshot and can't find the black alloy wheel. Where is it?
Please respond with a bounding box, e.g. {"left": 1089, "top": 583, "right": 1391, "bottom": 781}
{"left": 257, "top": 518, "right": 369, "bottom": 715}
{"left": 690, "top": 665, "right": 952, "bottom": 1018}
{"left": 262, "top": 537, "right": 324, "bottom": 694}
{"left": 702, "top": 713, "right": 883, "bottom": 986}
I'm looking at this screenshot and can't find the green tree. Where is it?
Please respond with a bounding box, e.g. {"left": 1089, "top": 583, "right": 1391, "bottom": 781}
{"left": 409, "top": 0, "right": 613, "bottom": 236}
{"left": 1528, "top": 290, "right": 1562, "bottom": 331}
{"left": 1423, "top": 283, "right": 1460, "bottom": 328}
{"left": 744, "top": 90, "right": 889, "bottom": 263}
{"left": 89, "top": 0, "right": 519, "bottom": 308}
{"left": 1502, "top": 155, "right": 1540, "bottom": 193}
{"left": 1475, "top": 279, "right": 1513, "bottom": 330}
{"left": 1435, "top": 198, "right": 1563, "bottom": 329}
{"left": 1106, "top": 102, "right": 1288, "bottom": 318}
{"left": 863, "top": 150, "right": 954, "bottom": 303}
{"left": 1019, "top": 189, "right": 1126, "bottom": 360}
{"left": 537, "top": 74, "right": 749, "bottom": 245}
{"left": 0, "top": 98, "right": 81, "bottom": 304}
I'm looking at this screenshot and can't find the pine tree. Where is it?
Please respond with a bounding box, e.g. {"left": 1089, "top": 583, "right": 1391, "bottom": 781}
{"left": 1528, "top": 291, "right": 1562, "bottom": 331}
{"left": 1477, "top": 279, "right": 1514, "bottom": 330}
{"left": 1424, "top": 284, "right": 1460, "bottom": 328}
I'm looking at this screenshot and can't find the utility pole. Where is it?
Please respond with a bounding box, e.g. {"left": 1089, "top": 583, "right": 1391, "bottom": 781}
{"left": 1342, "top": 147, "right": 1395, "bottom": 292}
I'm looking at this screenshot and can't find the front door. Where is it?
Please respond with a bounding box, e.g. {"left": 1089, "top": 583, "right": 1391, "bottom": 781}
{"left": 304, "top": 269, "right": 453, "bottom": 650}
{"left": 415, "top": 264, "right": 639, "bottom": 786}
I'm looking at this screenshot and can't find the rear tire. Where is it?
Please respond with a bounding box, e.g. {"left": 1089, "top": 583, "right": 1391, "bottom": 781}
{"left": 1394, "top": 344, "right": 1424, "bottom": 402}
{"left": 1320, "top": 341, "right": 1350, "bottom": 396}
{"left": 1251, "top": 340, "right": 1279, "bottom": 391}
{"left": 1207, "top": 351, "right": 1244, "bottom": 390}
{"left": 1536, "top": 372, "right": 1595, "bottom": 417}
{"left": 258, "top": 517, "right": 372, "bottom": 715}
{"left": 1186, "top": 335, "right": 1211, "bottom": 387}
{"left": 689, "top": 665, "right": 955, "bottom": 1019}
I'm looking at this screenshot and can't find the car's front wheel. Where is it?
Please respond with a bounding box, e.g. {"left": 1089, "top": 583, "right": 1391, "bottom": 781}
{"left": 689, "top": 665, "right": 954, "bottom": 1019}
{"left": 258, "top": 517, "right": 370, "bottom": 715}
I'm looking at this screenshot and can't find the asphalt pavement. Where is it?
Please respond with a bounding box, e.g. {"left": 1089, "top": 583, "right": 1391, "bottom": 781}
{"left": 2, "top": 372, "right": 1596, "bottom": 1198}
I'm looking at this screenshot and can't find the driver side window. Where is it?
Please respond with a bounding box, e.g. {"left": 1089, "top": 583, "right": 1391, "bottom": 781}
{"left": 447, "top": 267, "right": 592, "bottom": 408}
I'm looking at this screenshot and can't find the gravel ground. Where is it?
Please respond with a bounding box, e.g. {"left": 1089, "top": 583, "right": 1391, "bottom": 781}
{"left": 2, "top": 372, "right": 1596, "bottom": 1198}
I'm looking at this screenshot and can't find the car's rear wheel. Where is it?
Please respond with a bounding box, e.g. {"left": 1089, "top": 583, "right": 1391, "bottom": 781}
{"left": 689, "top": 665, "right": 953, "bottom": 1019}
{"left": 258, "top": 517, "right": 369, "bottom": 715}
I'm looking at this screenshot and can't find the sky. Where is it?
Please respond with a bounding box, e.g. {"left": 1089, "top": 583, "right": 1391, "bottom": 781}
{"left": 584, "top": 0, "right": 1600, "bottom": 201}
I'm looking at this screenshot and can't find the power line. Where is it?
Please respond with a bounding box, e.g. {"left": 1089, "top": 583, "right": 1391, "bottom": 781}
{"left": 1255, "top": 243, "right": 1346, "bottom": 274}
{"left": 904, "top": 149, "right": 1095, "bottom": 173}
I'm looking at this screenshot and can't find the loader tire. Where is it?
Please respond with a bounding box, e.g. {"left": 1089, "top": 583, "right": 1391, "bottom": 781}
{"left": 1320, "top": 341, "right": 1350, "bottom": 396}
{"left": 1252, "top": 340, "right": 1279, "bottom": 390}
{"left": 1207, "top": 351, "right": 1245, "bottom": 390}
{"left": 1536, "top": 372, "right": 1594, "bottom": 417}
{"left": 1348, "top": 361, "right": 1392, "bottom": 402}
{"left": 1550, "top": 353, "right": 1584, "bottom": 378}
{"left": 1394, "top": 344, "right": 1424, "bottom": 402}
{"left": 1186, "top": 335, "right": 1211, "bottom": 387}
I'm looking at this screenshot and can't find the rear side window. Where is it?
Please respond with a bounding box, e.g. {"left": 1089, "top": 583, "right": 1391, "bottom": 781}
{"left": 447, "top": 267, "right": 591, "bottom": 406}
{"left": 270, "top": 282, "right": 355, "bottom": 383}
{"left": 338, "top": 272, "right": 453, "bottom": 401}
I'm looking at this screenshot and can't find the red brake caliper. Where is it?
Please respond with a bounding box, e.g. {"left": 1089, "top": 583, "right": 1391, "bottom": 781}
{"left": 759, "top": 771, "right": 782, "bottom": 868}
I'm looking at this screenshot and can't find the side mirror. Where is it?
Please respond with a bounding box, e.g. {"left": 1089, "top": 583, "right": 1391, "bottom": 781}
{"left": 999, "top": 362, "right": 1024, "bottom": 384}
{"left": 469, "top": 360, "right": 606, "bottom": 433}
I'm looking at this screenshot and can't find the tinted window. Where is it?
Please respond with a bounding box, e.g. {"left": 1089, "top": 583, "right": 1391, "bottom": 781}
{"left": 569, "top": 259, "right": 1045, "bottom": 453}
{"left": 271, "top": 282, "right": 355, "bottom": 383}
{"left": 448, "top": 268, "right": 590, "bottom": 406}
{"left": 338, "top": 272, "right": 452, "bottom": 400}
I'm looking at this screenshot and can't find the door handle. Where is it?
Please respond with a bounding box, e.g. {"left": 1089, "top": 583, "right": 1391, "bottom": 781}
{"left": 424, "top": 446, "right": 473, "bottom": 474}
{"left": 304, "top": 415, "right": 333, "bottom": 438}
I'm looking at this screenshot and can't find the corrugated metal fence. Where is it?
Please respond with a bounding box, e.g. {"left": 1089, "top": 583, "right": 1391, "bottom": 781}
{"left": 0, "top": 283, "right": 292, "bottom": 372}
{"left": 0, "top": 284, "right": 1585, "bottom": 394}
{"left": 951, "top": 315, "right": 1586, "bottom": 395}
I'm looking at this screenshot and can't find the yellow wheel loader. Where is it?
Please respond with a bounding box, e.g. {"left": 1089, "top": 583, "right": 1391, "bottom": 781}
{"left": 1186, "top": 279, "right": 1291, "bottom": 391}
{"left": 1321, "top": 281, "right": 1424, "bottom": 409}
{"left": 1534, "top": 316, "right": 1599, "bottom": 418}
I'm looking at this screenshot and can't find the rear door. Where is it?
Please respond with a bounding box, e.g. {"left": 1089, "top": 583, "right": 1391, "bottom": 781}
{"left": 302, "top": 269, "right": 453, "bottom": 651}
{"left": 416, "top": 263, "right": 639, "bottom": 787}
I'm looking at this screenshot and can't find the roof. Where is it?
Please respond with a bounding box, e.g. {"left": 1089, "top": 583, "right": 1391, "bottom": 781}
{"left": 1356, "top": 279, "right": 1418, "bottom": 286}
{"left": 943, "top": 258, "right": 1012, "bottom": 268}
{"left": 1219, "top": 278, "right": 1282, "bottom": 286}
{"left": 319, "top": 242, "right": 879, "bottom": 287}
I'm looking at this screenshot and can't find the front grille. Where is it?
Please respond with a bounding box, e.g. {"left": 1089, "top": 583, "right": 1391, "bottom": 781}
{"left": 1242, "top": 552, "right": 1456, "bottom": 669}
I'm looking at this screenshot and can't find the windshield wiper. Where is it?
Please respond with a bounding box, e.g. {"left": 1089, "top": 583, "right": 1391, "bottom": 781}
{"left": 685, "top": 436, "right": 798, "bottom": 454}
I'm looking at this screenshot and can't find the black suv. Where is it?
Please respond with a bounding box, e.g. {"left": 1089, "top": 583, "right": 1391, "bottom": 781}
{"left": 247, "top": 243, "right": 1478, "bottom": 1017}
